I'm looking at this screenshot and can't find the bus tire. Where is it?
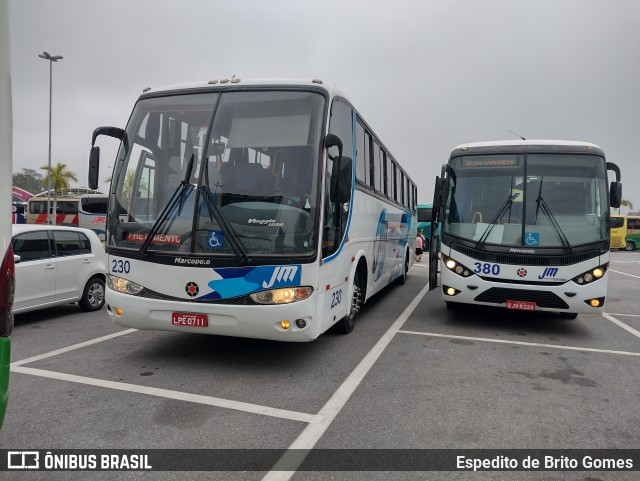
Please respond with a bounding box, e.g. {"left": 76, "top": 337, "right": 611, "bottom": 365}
{"left": 396, "top": 249, "right": 409, "bottom": 286}
{"left": 333, "top": 271, "right": 363, "bottom": 334}
{"left": 625, "top": 241, "right": 636, "bottom": 251}
{"left": 79, "top": 277, "right": 105, "bottom": 312}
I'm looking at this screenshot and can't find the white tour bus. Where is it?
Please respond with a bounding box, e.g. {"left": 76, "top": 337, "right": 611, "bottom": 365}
{"left": 88, "top": 78, "right": 416, "bottom": 341}
{"left": 428, "top": 140, "right": 622, "bottom": 318}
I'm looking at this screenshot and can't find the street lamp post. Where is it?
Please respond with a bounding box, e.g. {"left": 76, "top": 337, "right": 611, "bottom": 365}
{"left": 38, "top": 51, "right": 63, "bottom": 224}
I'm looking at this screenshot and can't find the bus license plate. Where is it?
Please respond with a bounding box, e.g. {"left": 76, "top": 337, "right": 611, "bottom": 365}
{"left": 172, "top": 312, "right": 208, "bottom": 328}
{"left": 506, "top": 300, "right": 536, "bottom": 311}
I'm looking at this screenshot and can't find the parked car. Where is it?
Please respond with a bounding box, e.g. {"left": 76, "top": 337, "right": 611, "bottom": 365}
{"left": 11, "top": 225, "right": 106, "bottom": 314}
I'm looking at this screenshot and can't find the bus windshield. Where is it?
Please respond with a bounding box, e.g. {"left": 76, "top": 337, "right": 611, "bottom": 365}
{"left": 443, "top": 153, "right": 609, "bottom": 248}
{"left": 108, "top": 90, "right": 325, "bottom": 257}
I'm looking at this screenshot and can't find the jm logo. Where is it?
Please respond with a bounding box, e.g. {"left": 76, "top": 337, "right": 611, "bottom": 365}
{"left": 538, "top": 267, "right": 559, "bottom": 280}
{"left": 7, "top": 451, "right": 39, "bottom": 469}
{"left": 262, "top": 266, "right": 298, "bottom": 288}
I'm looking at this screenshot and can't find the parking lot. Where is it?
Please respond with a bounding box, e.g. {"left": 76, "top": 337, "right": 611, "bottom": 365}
{"left": 1, "top": 251, "right": 639, "bottom": 480}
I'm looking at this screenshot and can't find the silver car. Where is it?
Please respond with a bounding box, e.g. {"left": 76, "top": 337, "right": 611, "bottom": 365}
{"left": 11, "top": 225, "right": 106, "bottom": 313}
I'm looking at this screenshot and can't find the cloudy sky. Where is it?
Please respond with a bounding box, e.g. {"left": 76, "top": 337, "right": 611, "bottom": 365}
{"left": 7, "top": 0, "right": 640, "bottom": 208}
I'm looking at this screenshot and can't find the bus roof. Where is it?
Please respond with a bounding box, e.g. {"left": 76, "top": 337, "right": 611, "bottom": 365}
{"left": 141, "top": 78, "right": 346, "bottom": 98}
{"left": 450, "top": 140, "right": 604, "bottom": 157}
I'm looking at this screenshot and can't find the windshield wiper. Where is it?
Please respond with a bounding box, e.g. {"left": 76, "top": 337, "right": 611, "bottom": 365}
{"left": 197, "top": 151, "right": 251, "bottom": 264}
{"left": 533, "top": 176, "right": 572, "bottom": 252}
{"left": 198, "top": 185, "right": 251, "bottom": 264}
{"left": 475, "top": 187, "right": 516, "bottom": 248}
{"left": 140, "top": 154, "right": 195, "bottom": 256}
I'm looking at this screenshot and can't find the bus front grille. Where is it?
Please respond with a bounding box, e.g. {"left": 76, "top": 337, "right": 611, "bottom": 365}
{"left": 453, "top": 244, "right": 599, "bottom": 266}
{"left": 474, "top": 288, "right": 569, "bottom": 309}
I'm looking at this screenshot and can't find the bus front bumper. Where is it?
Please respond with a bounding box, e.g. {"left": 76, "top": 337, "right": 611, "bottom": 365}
{"left": 106, "top": 288, "right": 321, "bottom": 342}
{"left": 440, "top": 272, "right": 608, "bottom": 315}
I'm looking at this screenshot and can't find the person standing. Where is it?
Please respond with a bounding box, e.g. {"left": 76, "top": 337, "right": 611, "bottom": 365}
{"left": 416, "top": 229, "right": 424, "bottom": 262}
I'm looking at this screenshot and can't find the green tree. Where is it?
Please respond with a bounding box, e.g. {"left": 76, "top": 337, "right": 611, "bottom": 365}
{"left": 619, "top": 198, "right": 634, "bottom": 214}
{"left": 12, "top": 168, "right": 45, "bottom": 193}
{"left": 40, "top": 162, "right": 79, "bottom": 224}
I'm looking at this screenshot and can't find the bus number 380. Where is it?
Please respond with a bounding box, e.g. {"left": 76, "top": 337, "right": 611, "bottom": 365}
{"left": 474, "top": 262, "right": 500, "bottom": 275}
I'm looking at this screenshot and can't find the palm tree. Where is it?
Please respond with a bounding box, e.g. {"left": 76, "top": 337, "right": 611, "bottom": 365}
{"left": 40, "top": 162, "right": 79, "bottom": 224}
{"left": 619, "top": 198, "right": 634, "bottom": 214}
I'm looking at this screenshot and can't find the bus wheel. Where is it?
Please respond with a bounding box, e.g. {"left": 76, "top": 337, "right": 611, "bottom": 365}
{"left": 79, "top": 277, "right": 105, "bottom": 312}
{"left": 561, "top": 312, "right": 578, "bottom": 319}
{"left": 333, "top": 272, "right": 363, "bottom": 334}
{"left": 625, "top": 241, "right": 636, "bottom": 251}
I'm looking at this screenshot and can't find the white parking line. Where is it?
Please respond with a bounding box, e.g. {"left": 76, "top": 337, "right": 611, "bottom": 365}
{"left": 396, "top": 329, "right": 640, "bottom": 357}
{"left": 602, "top": 313, "right": 640, "bottom": 341}
{"left": 11, "top": 365, "right": 317, "bottom": 424}
{"left": 262, "top": 283, "right": 431, "bottom": 481}
{"left": 11, "top": 329, "right": 138, "bottom": 367}
{"left": 609, "top": 269, "right": 640, "bottom": 280}
{"left": 606, "top": 313, "right": 640, "bottom": 317}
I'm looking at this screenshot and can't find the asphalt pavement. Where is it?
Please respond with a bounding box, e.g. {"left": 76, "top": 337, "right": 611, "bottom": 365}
{"left": 1, "top": 251, "right": 639, "bottom": 481}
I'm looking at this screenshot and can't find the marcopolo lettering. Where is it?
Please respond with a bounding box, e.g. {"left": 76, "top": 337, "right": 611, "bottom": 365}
{"left": 174, "top": 257, "right": 211, "bottom": 266}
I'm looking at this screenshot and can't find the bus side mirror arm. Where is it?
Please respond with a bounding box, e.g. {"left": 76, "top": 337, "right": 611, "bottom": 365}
{"left": 607, "top": 162, "right": 622, "bottom": 209}
{"left": 88, "top": 127, "right": 126, "bottom": 191}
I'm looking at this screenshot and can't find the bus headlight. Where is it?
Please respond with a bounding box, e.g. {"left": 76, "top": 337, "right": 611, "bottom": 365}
{"left": 584, "top": 297, "right": 605, "bottom": 308}
{"left": 443, "top": 285, "right": 461, "bottom": 296}
{"left": 250, "top": 287, "right": 313, "bottom": 305}
{"left": 442, "top": 255, "right": 473, "bottom": 277}
{"left": 572, "top": 264, "right": 608, "bottom": 285}
{"left": 107, "top": 275, "right": 144, "bottom": 295}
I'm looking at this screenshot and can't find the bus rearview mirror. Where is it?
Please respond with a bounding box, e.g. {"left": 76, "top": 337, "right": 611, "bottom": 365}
{"left": 610, "top": 181, "right": 622, "bottom": 209}
{"left": 330, "top": 156, "right": 352, "bottom": 204}
{"left": 88, "top": 146, "right": 100, "bottom": 190}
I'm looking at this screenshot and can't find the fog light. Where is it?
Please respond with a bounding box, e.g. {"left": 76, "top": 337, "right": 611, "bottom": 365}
{"left": 593, "top": 268, "right": 604, "bottom": 278}
{"left": 589, "top": 299, "right": 600, "bottom": 308}
{"left": 295, "top": 319, "right": 307, "bottom": 329}
{"left": 446, "top": 260, "right": 456, "bottom": 270}
{"left": 280, "top": 320, "right": 290, "bottom": 329}
{"left": 446, "top": 288, "right": 455, "bottom": 296}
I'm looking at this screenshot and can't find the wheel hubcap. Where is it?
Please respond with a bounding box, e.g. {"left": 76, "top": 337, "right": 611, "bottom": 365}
{"left": 88, "top": 283, "right": 105, "bottom": 307}
{"left": 349, "top": 284, "right": 362, "bottom": 319}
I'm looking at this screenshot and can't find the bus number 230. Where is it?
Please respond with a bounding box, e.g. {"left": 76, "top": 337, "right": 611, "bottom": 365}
{"left": 474, "top": 262, "right": 500, "bottom": 275}
{"left": 111, "top": 259, "right": 131, "bottom": 274}
{"left": 331, "top": 289, "right": 342, "bottom": 308}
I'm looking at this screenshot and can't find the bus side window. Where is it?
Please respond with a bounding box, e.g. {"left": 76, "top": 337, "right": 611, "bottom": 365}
{"left": 323, "top": 100, "right": 353, "bottom": 258}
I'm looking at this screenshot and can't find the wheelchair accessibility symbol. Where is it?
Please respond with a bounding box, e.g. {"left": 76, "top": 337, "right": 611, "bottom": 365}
{"left": 525, "top": 232, "right": 540, "bottom": 246}
{"left": 207, "top": 230, "right": 224, "bottom": 249}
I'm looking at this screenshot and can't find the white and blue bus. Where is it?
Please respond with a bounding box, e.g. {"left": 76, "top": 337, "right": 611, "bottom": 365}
{"left": 78, "top": 193, "right": 109, "bottom": 240}
{"left": 429, "top": 140, "right": 622, "bottom": 318}
{"left": 88, "top": 78, "right": 416, "bottom": 341}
